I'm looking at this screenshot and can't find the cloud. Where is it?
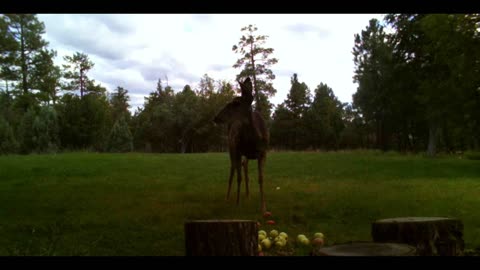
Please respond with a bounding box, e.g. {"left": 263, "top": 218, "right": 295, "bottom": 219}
{"left": 40, "top": 14, "right": 145, "bottom": 61}
{"left": 130, "top": 93, "right": 148, "bottom": 110}
{"left": 91, "top": 64, "right": 154, "bottom": 96}
{"left": 192, "top": 14, "right": 213, "bottom": 24}
{"left": 61, "top": 35, "right": 125, "bottom": 61}
{"left": 110, "top": 59, "right": 143, "bottom": 70}
{"left": 87, "top": 15, "right": 136, "bottom": 34}
{"left": 139, "top": 66, "right": 172, "bottom": 82}
{"left": 137, "top": 55, "right": 200, "bottom": 84}
{"left": 37, "top": 14, "right": 385, "bottom": 112}
{"left": 272, "top": 68, "right": 297, "bottom": 78}
{"left": 208, "top": 64, "right": 232, "bottom": 72}
{"left": 284, "top": 23, "right": 330, "bottom": 38}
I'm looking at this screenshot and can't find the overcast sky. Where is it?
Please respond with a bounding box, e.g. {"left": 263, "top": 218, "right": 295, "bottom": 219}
{"left": 38, "top": 14, "right": 385, "bottom": 111}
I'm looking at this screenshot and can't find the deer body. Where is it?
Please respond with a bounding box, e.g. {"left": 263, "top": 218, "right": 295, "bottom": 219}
{"left": 214, "top": 77, "right": 269, "bottom": 213}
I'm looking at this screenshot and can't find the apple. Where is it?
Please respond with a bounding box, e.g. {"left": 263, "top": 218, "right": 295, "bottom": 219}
{"left": 258, "top": 244, "right": 262, "bottom": 252}
{"left": 297, "top": 234, "right": 307, "bottom": 242}
{"left": 258, "top": 234, "right": 266, "bottom": 241}
{"left": 266, "top": 220, "right": 275, "bottom": 225}
{"left": 258, "top": 252, "right": 264, "bottom": 256}
{"left": 263, "top": 211, "right": 272, "bottom": 218}
{"left": 312, "top": 237, "right": 324, "bottom": 246}
{"left": 275, "top": 239, "right": 286, "bottom": 248}
{"left": 261, "top": 238, "right": 272, "bottom": 249}
{"left": 279, "top": 232, "right": 288, "bottom": 239}
{"left": 258, "top": 230, "right": 267, "bottom": 236}
{"left": 300, "top": 237, "right": 310, "bottom": 246}
{"left": 314, "top": 232, "right": 324, "bottom": 239}
{"left": 270, "top": 230, "right": 279, "bottom": 238}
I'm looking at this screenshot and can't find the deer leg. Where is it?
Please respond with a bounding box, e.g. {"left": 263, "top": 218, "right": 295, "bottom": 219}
{"left": 243, "top": 158, "right": 250, "bottom": 198}
{"left": 236, "top": 158, "right": 242, "bottom": 206}
{"left": 226, "top": 160, "right": 235, "bottom": 201}
{"left": 258, "top": 153, "right": 267, "bottom": 213}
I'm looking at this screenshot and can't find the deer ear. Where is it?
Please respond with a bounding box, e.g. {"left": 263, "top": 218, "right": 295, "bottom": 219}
{"left": 240, "top": 77, "right": 253, "bottom": 105}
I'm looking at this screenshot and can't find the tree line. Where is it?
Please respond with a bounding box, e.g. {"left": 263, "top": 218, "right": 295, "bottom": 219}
{"left": 0, "top": 14, "right": 479, "bottom": 156}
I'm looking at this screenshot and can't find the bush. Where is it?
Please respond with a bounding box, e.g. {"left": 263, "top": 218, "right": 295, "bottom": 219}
{"left": 0, "top": 116, "right": 19, "bottom": 154}
{"left": 32, "top": 106, "right": 60, "bottom": 153}
{"left": 107, "top": 115, "right": 133, "bottom": 153}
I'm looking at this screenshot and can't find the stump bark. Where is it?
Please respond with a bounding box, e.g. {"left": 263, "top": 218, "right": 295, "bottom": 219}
{"left": 185, "top": 220, "right": 257, "bottom": 256}
{"left": 314, "top": 242, "right": 417, "bottom": 256}
{"left": 372, "top": 217, "right": 464, "bottom": 256}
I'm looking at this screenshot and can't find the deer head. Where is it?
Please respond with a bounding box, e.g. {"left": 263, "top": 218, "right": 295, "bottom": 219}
{"left": 213, "top": 77, "right": 254, "bottom": 125}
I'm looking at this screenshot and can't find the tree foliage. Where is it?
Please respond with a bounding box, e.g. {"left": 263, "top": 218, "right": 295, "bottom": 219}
{"left": 232, "top": 24, "right": 278, "bottom": 114}
{"left": 0, "top": 14, "right": 479, "bottom": 155}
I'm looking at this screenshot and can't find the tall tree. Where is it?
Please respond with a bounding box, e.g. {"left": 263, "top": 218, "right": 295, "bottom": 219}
{"left": 0, "top": 15, "right": 19, "bottom": 93}
{"left": 232, "top": 24, "right": 278, "bottom": 113}
{"left": 196, "top": 73, "right": 215, "bottom": 98}
{"left": 270, "top": 103, "right": 295, "bottom": 149}
{"left": 173, "top": 84, "right": 200, "bottom": 153}
{"left": 352, "top": 18, "right": 398, "bottom": 151}
{"left": 109, "top": 86, "right": 131, "bottom": 123}
{"left": 1, "top": 14, "right": 49, "bottom": 95}
{"left": 63, "top": 52, "right": 95, "bottom": 98}
{"left": 31, "top": 49, "right": 61, "bottom": 105}
{"left": 285, "top": 73, "right": 311, "bottom": 118}
{"left": 339, "top": 103, "right": 369, "bottom": 149}
{"left": 305, "top": 83, "right": 345, "bottom": 150}
{"left": 282, "top": 73, "right": 311, "bottom": 149}
{"left": 386, "top": 13, "right": 480, "bottom": 155}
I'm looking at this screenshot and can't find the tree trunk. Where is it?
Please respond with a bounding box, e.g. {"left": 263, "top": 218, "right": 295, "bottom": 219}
{"left": 372, "top": 217, "right": 464, "bottom": 256}
{"left": 427, "top": 121, "right": 440, "bottom": 156}
{"left": 375, "top": 119, "right": 383, "bottom": 150}
{"left": 20, "top": 20, "right": 28, "bottom": 95}
{"left": 313, "top": 242, "right": 416, "bottom": 256}
{"left": 250, "top": 42, "right": 259, "bottom": 111}
{"left": 185, "top": 220, "right": 258, "bottom": 256}
{"left": 80, "top": 68, "right": 84, "bottom": 98}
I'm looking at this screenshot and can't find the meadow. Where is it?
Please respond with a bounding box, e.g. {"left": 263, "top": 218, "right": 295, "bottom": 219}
{"left": 0, "top": 151, "right": 479, "bottom": 256}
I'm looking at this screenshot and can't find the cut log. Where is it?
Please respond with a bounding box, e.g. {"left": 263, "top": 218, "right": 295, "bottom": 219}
{"left": 372, "top": 217, "right": 464, "bottom": 256}
{"left": 314, "top": 242, "right": 417, "bottom": 256}
{"left": 185, "top": 220, "right": 257, "bottom": 256}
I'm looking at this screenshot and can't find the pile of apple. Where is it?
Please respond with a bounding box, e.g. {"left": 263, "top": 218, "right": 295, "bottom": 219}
{"left": 257, "top": 211, "right": 326, "bottom": 256}
{"left": 258, "top": 229, "right": 288, "bottom": 253}
{"left": 257, "top": 229, "right": 326, "bottom": 256}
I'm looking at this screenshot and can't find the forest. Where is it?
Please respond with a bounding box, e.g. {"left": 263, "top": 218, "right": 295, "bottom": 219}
{"left": 0, "top": 14, "right": 479, "bottom": 156}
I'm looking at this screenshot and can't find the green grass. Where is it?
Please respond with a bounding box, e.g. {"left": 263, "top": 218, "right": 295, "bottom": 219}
{"left": 0, "top": 151, "right": 479, "bottom": 255}
{"left": 465, "top": 151, "right": 480, "bottom": 160}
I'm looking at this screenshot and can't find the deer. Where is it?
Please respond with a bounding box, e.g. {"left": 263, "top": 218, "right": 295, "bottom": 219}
{"left": 213, "top": 77, "right": 269, "bottom": 213}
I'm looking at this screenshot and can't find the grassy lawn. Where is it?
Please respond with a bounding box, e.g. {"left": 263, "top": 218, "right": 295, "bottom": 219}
{"left": 0, "top": 151, "right": 479, "bottom": 255}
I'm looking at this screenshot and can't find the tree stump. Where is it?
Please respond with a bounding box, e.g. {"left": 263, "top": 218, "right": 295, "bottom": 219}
{"left": 185, "top": 220, "right": 257, "bottom": 256}
{"left": 372, "top": 217, "right": 464, "bottom": 256}
{"left": 314, "top": 242, "right": 417, "bottom": 256}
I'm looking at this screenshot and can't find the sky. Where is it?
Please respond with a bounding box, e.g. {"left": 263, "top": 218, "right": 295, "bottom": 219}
{"left": 38, "top": 14, "right": 385, "bottom": 111}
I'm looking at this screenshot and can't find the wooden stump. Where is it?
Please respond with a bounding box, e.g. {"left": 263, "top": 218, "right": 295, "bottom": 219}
{"left": 372, "top": 217, "right": 464, "bottom": 256}
{"left": 185, "top": 220, "right": 257, "bottom": 256}
{"left": 314, "top": 242, "right": 417, "bottom": 256}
